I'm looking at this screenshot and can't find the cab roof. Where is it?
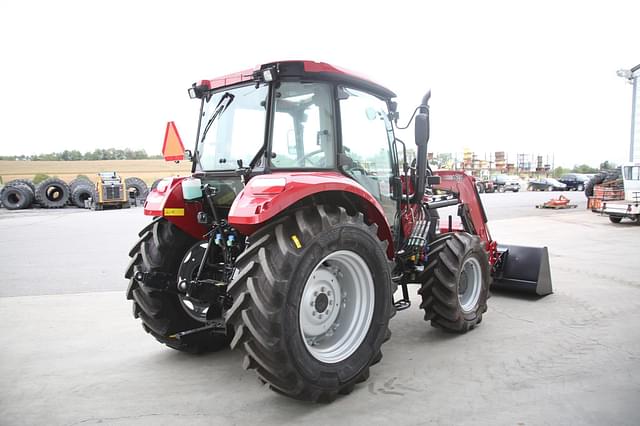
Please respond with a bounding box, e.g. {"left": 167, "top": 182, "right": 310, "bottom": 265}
{"left": 197, "top": 60, "right": 396, "bottom": 100}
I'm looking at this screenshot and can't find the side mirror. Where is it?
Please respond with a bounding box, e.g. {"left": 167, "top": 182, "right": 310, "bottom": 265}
{"left": 183, "top": 149, "right": 193, "bottom": 161}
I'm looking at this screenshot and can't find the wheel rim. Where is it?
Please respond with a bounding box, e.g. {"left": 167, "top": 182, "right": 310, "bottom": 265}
{"left": 46, "top": 186, "right": 64, "bottom": 201}
{"left": 179, "top": 295, "right": 209, "bottom": 322}
{"left": 458, "top": 257, "right": 482, "bottom": 313}
{"left": 177, "top": 243, "right": 212, "bottom": 323}
{"left": 299, "top": 250, "right": 375, "bottom": 364}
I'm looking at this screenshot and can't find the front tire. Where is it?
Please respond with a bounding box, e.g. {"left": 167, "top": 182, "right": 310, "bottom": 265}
{"left": 609, "top": 216, "right": 622, "bottom": 224}
{"left": 418, "top": 233, "right": 490, "bottom": 333}
{"left": 225, "top": 205, "right": 393, "bottom": 402}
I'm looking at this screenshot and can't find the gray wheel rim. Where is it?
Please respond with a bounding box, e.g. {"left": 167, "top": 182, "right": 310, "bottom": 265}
{"left": 299, "top": 250, "right": 375, "bottom": 364}
{"left": 458, "top": 257, "right": 482, "bottom": 313}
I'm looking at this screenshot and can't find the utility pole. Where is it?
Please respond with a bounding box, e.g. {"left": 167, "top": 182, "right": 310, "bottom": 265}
{"left": 617, "top": 65, "right": 640, "bottom": 162}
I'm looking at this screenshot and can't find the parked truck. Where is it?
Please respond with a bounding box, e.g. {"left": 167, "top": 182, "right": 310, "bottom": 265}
{"left": 602, "top": 162, "right": 640, "bottom": 223}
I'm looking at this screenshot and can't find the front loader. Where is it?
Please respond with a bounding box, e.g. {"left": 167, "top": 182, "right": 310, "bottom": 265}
{"left": 126, "top": 60, "right": 552, "bottom": 402}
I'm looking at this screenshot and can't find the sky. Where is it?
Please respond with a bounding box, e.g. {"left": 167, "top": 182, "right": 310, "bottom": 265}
{"left": 0, "top": 0, "right": 638, "bottom": 168}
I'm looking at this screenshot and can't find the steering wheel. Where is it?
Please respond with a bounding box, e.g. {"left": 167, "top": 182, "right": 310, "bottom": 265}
{"left": 297, "top": 149, "right": 324, "bottom": 167}
{"left": 347, "top": 165, "right": 369, "bottom": 176}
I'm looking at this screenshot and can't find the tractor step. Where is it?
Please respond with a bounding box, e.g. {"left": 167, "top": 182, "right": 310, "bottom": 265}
{"left": 393, "top": 280, "right": 412, "bottom": 311}
{"left": 393, "top": 299, "right": 411, "bottom": 311}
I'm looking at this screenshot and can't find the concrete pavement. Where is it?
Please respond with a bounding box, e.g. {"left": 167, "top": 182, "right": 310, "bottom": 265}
{"left": 0, "top": 208, "right": 639, "bottom": 425}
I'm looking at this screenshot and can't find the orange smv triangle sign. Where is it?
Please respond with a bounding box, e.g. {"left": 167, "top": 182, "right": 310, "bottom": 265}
{"left": 162, "top": 121, "right": 185, "bottom": 161}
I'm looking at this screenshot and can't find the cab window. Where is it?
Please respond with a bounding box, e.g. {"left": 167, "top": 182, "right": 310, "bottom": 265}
{"left": 271, "top": 82, "right": 335, "bottom": 168}
{"left": 624, "top": 166, "right": 640, "bottom": 180}
{"left": 339, "top": 87, "right": 395, "bottom": 220}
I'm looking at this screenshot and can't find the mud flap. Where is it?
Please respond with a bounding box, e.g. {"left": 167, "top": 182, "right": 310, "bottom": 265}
{"left": 492, "top": 244, "right": 553, "bottom": 296}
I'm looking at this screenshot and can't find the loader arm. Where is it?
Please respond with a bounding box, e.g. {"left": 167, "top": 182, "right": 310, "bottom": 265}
{"left": 433, "top": 171, "right": 492, "bottom": 244}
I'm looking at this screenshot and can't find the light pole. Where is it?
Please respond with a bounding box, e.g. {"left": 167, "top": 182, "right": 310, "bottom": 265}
{"left": 617, "top": 65, "right": 640, "bottom": 162}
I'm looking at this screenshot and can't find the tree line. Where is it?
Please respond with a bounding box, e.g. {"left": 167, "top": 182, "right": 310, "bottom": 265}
{"left": 0, "top": 148, "right": 163, "bottom": 161}
{"left": 551, "top": 161, "right": 618, "bottom": 178}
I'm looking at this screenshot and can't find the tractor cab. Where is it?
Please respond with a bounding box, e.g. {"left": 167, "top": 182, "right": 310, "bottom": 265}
{"left": 169, "top": 61, "right": 405, "bottom": 228}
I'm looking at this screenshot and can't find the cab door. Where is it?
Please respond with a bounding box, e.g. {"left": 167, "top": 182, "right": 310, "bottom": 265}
{"left": 338, "top": 87, "right": 397, "bottom": 223}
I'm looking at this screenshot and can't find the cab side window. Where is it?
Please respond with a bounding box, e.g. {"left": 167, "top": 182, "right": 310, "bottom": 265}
{"left": 339, "top": 87, "right": 395, "bottom": 218}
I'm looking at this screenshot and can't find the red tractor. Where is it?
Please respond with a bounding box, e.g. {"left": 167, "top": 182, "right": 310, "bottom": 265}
{"left": 126, "top": 61, "right": 552, "bottom": 402}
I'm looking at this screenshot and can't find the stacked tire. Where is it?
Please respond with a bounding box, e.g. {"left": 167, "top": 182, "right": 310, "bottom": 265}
{"left": 1, "top": 175, "right": 151, "bottom": 210}
{"left": 0, "top": 179, "right": 36, "bottom": 210}
{"left": 34, "top": 178, "right": 70, "bottom": 209}
{"left": 125, "top": 177, "right": 149, "bottom": 200}
{"left": 585, "top": 169, "right": 623, "bottom": 197}
{"left": 68, "top": 177, "right": 94, "bottom": 208}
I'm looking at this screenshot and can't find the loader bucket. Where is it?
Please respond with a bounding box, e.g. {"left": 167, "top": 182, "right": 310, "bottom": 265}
{"left": 492, "top": 244, "right": 553, "bottom": 296}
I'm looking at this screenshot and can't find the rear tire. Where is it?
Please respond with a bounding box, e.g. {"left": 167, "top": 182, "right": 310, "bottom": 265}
{"left": 609, "top": 216, "right": 622, "bottom": 224}
{"left": 547, "top": 186, "right": 553, "bottom": 191}
{"left": 126, "top": 217, "right": 231, "bottom": 353}
{"left": 225, "top": 205, "right": 394, "bottom": 402}
{"left": 418, "top": 232, "right": 490, "bottom": 333}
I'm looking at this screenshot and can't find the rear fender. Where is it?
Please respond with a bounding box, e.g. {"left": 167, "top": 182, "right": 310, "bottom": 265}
{"left": 229, "top": 172, "right": 394, "bottom": 258}
{"left": 143, "top": 177, "right": 207, "bottom": 240}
